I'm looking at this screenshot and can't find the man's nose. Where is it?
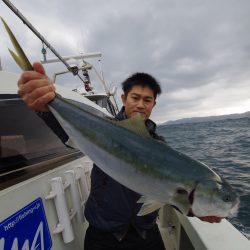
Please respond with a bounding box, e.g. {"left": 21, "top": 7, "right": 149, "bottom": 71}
{"left": 137, "top": 99, "right": 145, "bottom": 108}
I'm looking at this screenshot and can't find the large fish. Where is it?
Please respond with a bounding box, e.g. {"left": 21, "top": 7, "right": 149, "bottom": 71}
{"left": 1, "top": 17, "right": 239, "bottom": 218}
{"left": 49, "top": 97, "right": 240, "bottom": 218}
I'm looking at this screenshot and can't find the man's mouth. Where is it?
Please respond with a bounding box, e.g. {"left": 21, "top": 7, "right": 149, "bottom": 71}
{"left": 133, "top": 111, "right": 145, "bottom": 116}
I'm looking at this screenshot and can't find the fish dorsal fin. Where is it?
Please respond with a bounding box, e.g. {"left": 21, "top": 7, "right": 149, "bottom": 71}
{"left": 116, "top": 114, "right": 150, "bottom": 137}
{"left": 137, "top": 196, "right": 163, "bottom": 216}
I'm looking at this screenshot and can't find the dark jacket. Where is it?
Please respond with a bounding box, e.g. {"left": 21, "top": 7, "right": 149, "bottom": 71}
{"left": 38, "top": 107, "right": 166, "bottom": 239}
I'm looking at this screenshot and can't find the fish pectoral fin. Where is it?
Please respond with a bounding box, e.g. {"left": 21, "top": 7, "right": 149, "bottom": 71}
{"left": 137, "top": 195, "right": 148, "bottom": 204}
{"left": 115, "top": 114, "right": 150, "bottom": 137}
{"left": 172, "top": 190, "right": 191, "bottom": 215}
{"left": 137, "top": 197, "right": 163, "bottom": 216}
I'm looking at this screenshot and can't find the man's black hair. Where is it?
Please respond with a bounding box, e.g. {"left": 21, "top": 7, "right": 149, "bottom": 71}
{"left": 121, "top": 72, "right": 161, "bottom": 99}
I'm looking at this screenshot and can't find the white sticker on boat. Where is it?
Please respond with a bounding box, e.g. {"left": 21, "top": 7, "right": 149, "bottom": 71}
{"left": 0, "top": 198, "right": 52, "bottom": 250}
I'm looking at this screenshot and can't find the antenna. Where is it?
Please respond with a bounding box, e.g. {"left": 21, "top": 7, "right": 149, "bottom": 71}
{"left": 2, "top": 0, "right": 85, "bottom": 82}
{"left": 98, "top": 59, "right": 105, "bottom": 82}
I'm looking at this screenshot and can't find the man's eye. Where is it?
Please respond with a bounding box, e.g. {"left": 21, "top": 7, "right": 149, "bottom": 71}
{"left": 132, "top": 97, "right": 139, "bottom": 100}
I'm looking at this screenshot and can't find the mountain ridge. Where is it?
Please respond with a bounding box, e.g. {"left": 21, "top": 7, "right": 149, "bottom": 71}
{"left": 162, "top": 111, "right": 250, "bottom": 125}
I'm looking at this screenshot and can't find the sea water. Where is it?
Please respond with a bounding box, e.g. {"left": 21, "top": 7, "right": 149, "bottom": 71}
{"left": 157, "top": 117, "right": 250, "bottom": 239}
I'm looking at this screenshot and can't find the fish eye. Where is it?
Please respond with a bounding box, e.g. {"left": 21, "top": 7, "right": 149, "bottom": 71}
{"left": 223, "top": 194, "right": 233, "bottom": 202}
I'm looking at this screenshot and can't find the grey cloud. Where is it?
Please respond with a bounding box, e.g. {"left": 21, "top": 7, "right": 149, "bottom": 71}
{"left": 1, "top": 0, "right": 250, "bottom": 123}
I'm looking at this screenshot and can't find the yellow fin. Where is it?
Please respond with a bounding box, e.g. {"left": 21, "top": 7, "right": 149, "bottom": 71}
{"left": 116, "top": 114, "right": 150, "bottom": 137}
{"left": 0, "top": 16, "right": 32, "bottom": 71}
{"left": 137, "top": 197, "right": 163, "bottom": 216}
{"left": 8, "top": 49, "right": 26, "bottom": 71}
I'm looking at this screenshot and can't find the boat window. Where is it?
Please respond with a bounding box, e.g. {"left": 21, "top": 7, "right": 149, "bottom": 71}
{"left": 0, "top": 96, "right": 77, "bottom": 174}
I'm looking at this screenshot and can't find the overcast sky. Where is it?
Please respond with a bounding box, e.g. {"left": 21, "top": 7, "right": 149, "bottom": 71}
{"left": 1, "top": 0, "right": 250, "bottom": 123}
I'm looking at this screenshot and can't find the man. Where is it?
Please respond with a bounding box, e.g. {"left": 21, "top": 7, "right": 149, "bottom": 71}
{"left": 18, "top": 62, "right": 222, "bottom": 250}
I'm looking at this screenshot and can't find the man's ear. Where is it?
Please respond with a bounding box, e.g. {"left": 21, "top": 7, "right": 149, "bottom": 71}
{"left": 153, "top": 100, "right": 156, "bottom": 107}
{"left": 121, "top": 94, "right": 126, "bottom": 105}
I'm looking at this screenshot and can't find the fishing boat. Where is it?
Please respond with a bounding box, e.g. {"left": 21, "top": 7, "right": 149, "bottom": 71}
{"left": 0, "top": 54, "right": 249, "bottom": 250}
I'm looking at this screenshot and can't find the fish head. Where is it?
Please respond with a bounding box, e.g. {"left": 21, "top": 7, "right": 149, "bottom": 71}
{"left": 191, "top": 178, "right": 240, "bottom": 218}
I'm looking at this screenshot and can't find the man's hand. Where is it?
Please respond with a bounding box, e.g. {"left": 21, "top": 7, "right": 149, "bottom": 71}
{"left": 17, "top": 62, "right": 55, "bottom": 112}
{"left": 188, "top": 209, "right": 223, "bottom": 223}
{"left": 198, "top": 216, "right": 223, "bottom": 223}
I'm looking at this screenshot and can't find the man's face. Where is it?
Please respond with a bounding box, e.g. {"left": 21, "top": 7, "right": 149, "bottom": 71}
{"left": 121, "top": 85, "right": 156, "bottom": 121}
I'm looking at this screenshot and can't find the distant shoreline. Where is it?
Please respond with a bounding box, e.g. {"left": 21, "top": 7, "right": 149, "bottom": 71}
{"left": 161, "top": 111, "right": 250, "bottom": 126}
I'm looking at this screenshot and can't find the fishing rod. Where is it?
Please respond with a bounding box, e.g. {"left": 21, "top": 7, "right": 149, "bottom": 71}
{"left": 2, "top": 0, "right": 85, "bottom": 82}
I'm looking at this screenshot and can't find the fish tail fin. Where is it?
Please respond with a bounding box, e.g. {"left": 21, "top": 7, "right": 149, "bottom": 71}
{"left": 1, "top": 16, "right": 33, "bottom": 71}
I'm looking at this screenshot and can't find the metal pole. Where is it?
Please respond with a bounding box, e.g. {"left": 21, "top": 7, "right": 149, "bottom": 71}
{"left": 0, "top": 57, "right": 2, "bottom": 71}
